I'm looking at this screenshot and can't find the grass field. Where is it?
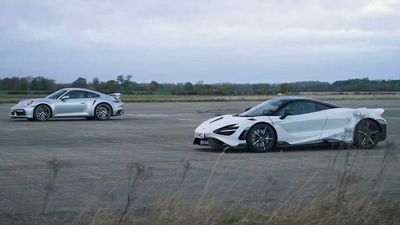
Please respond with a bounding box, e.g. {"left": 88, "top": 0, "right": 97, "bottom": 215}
{"left": 1, "top": 92, "right": 400, "bottom": 103}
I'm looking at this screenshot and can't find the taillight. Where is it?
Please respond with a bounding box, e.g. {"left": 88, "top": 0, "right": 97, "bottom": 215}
{"left": 113, "top": 97, "right": 121, "bottom": 103}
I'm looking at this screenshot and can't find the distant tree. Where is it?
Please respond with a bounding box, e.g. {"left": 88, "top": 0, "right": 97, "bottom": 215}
{"left": 2, "top": 75, "right": 400, "bottom": 93}
{"left": 383, "top": 83, "right": 393, "bottom": 91}
{"left": 1, "top": 77, "right": 12, "bottom": 90}
{"left": 102, "top": 80, "right": 121, "bottom": 92}
{"left": 219, "top": 83, "right": 232, "bottom": 95}
{"left": 71, "top": 77, "right": 87, "bottom": 88}
{"left": 279, "top": 83, "right": 293, "bottom": 94}
{"left": 91, "top": 77, "right": 100, "bottom": 91}
{"left": 20, "top": 77, "right": 29, "bottom": 91}
{"left": 30, "top": 76, "right": 55, "bottom": 91}
{"left": 148, "top": 81, "right": 160, "bottom": 92}
{"left": 117, "top": 75, "right": 136, "bottom": 92}
{"left": 184, "top": 82, "right": 193, "bottom": 91}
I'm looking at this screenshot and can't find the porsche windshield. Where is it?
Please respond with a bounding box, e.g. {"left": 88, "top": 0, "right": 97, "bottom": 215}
{"left": 240, "top": 99, "right": 286, "bottom": 117}
{"left": 46, "top": 90, "right": 68, "bottom": 99}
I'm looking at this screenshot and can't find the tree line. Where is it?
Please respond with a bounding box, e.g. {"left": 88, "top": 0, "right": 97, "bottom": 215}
{"left": 0, "top": 75, "right": 399, "bottom": 95}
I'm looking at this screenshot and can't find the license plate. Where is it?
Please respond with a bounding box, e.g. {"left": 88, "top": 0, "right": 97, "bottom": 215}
{"left": 195, "top": 132, "right": 205, "bottom": 139}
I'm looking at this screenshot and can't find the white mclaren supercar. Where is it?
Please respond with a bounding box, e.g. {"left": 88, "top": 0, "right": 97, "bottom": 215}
{"left": 194, "top": 97, "right": 387, "bottom": 152}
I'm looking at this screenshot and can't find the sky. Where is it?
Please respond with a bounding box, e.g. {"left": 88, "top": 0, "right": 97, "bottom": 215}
{"left": 0, "top": 0, "right": 399, "bottom": 84}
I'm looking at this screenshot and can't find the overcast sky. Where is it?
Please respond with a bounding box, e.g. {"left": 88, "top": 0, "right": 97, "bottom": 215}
{"left": 0, "top": 0, "right": 399, "bottom": 83}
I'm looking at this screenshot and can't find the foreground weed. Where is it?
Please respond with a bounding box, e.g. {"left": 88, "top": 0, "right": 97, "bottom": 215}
{"left": 36, "top": 158, "right": 71, "bottom": 224}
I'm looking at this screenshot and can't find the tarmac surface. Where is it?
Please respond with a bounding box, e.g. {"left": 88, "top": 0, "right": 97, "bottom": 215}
{"left": 0, "top": 100, "right": 399, "bottom": 223}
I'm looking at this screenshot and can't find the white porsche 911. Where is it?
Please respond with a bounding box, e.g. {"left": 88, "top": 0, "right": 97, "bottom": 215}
{"left": 194, "top": 97, "right": 387, "bottom": 152}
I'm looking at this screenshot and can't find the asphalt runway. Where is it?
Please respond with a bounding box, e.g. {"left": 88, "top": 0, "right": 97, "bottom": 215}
{"left": 0, "top": 100, "right": 399, "bottom": 223}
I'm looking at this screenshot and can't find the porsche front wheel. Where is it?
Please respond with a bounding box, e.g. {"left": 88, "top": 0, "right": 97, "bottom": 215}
{"left": 33, "top": 104, "right": 52, "bottom": 121}
{"left": 246, "top": 123, "right": 277, "bottom": 152}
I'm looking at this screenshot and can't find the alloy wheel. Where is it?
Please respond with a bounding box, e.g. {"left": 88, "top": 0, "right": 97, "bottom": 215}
{"left": 355, "top": 120, "right": 380, "bottom": 149}
{"left": 95, "top": 104, "right": 112, "bottom": 120}
{"left": 34, "top": 105, "right": 51, "bottom": 121}
{"left": 247, "top": 124, "right": 276, "bottom": 152}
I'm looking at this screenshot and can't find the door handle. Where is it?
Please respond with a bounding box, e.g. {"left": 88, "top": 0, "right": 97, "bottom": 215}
{"left": 80, "top": 103, "right": 85, "bottom": 104}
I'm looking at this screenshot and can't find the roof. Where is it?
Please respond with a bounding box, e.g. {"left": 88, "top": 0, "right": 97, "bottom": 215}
{"left": 272, "top": 96, "right": 342, "bottom": 108}
{"left": 58, "top": 88, "right": 105, "bottom": 96}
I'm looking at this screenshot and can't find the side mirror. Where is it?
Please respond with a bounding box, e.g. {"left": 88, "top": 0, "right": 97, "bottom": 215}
{"left": 244, "top": 107, "right": 251, "bottom": 112}
{"left": 60, "top": 95, "right": 70, "bottom": 101}
{"left": 279, "top": 109, "right": 293, "bottom": 120}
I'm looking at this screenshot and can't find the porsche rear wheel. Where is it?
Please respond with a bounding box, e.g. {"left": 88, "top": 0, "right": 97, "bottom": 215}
{"left": 246, "top": 123, "right": 276, "bottom": 152}
{"left": 95, "top": 103, "right": 112, "bottom": 120}
{"left": 354, "top": 119, "right": 380, "bottom": 149}
{"left": 33, "top": 104, "right": 51, "bottom": 121}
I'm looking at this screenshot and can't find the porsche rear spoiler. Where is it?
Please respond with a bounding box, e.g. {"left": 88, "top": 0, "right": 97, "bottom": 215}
{"left": 110, "top": 93, "right": 122, "bottom": 102}
{"left": 110, "top": 93, "right": 121, "bottom": 99}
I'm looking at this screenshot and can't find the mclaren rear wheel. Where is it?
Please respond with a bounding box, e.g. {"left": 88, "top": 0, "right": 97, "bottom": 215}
{"left": 33, "top": 104, "right": 52, "bottom": 121}
{"left": 95, "top": 103, "right": 112, "bottom": 120}
{"left": 354, "top": 119, "right": 380, "bottom": 149}
{"left": 246, "top": 123, "right": 277, "bottom": 152}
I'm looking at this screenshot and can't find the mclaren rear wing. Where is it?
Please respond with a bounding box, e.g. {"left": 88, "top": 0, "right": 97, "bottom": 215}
{"left": 372, "top": 108, "right": 384, "bottom": 116}
{"left": 360, "top": 108, "right": 384, "bottom": 117}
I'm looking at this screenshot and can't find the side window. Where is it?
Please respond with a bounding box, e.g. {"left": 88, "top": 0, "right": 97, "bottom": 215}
{"left": 277, "top": 101, "right": 317, "bottom": 116}
{"left": 316, "top": 103, "right": 332, "bottom": 111}
{"left": 86, "top": 92, "right": 100, "bottom": 98}
{"left": 65, "top": 91, "right": 99, "bottom": 99}
{"left": 66, "top": 91, "right": 86, "bottom": 99}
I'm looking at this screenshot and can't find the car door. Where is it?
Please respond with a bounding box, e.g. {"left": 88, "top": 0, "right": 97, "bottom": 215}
{"left": 53, "top": 90, "right": 90, "bottom": 117}
{"left": 269, "top": 100, "right": 328, "bottom": 144}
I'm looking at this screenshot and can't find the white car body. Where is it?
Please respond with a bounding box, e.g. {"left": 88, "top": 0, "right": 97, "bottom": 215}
{"left": 194, "top": 97, "right": 387, "bottom": 150}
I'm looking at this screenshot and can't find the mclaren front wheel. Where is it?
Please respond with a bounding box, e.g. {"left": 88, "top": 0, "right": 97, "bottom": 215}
{"left": 246, "top": 123, "right": 277, "bottom": 152}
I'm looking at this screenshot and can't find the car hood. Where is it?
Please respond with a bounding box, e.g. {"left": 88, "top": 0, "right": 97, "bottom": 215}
{"left": 15, "top": 98, "right": 47, "bottom": 107}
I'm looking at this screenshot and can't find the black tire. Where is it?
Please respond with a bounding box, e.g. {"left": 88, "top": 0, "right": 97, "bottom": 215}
{"left": 33, "top": 104, "right": 52, "bottom": 121}
{"left": 95, "top": 103, "right": 112, "bottom": 120}
{"left": 246, "top": 123, "right": 277, "bottom": 152}
{"left": 354, "top": 119, "right": 380, "bottom": 149}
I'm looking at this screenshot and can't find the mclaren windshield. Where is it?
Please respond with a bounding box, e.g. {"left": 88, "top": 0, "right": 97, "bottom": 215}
{"left": 240, "top": 99, "right": 286, "bottom": 117}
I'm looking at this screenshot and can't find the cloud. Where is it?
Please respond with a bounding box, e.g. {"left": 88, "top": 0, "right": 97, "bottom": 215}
{"left": 0, "top": 0, "right": 399, "bottom": 83}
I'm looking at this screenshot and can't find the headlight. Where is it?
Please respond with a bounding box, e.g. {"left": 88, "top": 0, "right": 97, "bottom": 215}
{"left": 26, "top": 100, "right": 34, "bottom": 106}
{"left": 213, "top": 124, "right": 239, "bottom": 135}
